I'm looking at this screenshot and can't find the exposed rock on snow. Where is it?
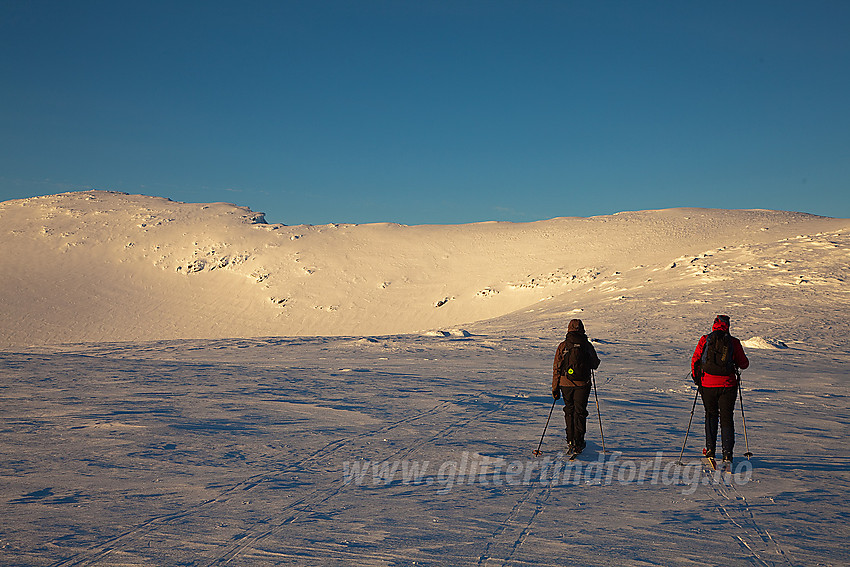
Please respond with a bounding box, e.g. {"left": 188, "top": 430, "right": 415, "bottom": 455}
{"left": 423, "top": 329, "right": 472, "bottom": 337}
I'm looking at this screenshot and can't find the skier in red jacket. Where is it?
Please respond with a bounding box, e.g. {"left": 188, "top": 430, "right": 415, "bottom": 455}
{"left": 691, "top": 315, "right": 749, "bottom": 463}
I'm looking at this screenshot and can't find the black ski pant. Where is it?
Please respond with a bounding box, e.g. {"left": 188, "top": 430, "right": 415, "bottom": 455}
{"left": 700, "top": 385, "right": 738, "bottom": 458}
{"left": 559, "top": 383, "right": 591, "bottom": 446}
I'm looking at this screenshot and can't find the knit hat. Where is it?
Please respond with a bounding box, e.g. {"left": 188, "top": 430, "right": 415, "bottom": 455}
{"left": 713, "top": 314, "right": 730, "bottom": 332}
{"left": 567, "top": 319, "right": 585, "bottom": 333}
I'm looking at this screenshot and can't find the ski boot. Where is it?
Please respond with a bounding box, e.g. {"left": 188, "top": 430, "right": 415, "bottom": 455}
{"left": 573, "top": 439, "right": 586, "bottom": 455}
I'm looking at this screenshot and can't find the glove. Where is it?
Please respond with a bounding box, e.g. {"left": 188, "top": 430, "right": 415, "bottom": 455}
{"left": 692, "top": 362, "right": 703, "bottom": 386}
{"left": 552, "top": 388, "right": 561, "bottom": 400}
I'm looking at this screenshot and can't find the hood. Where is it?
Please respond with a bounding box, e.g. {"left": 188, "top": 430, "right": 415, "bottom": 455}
{"left": 567, "top": 319, "right": 585, "bottom": 334}
{"left": 712, "top": 315, "right": 730, "bottom": 333}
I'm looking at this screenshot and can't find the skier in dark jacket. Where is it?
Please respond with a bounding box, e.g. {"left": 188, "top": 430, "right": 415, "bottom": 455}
{"left": 552, "top": 319, "right": 600, "bottom": 455}
{"left": 691, "top": 314, "right": 749, "bottom": 463}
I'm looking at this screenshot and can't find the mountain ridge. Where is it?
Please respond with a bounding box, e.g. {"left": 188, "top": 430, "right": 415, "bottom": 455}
{"left": 1, "top": 190, "right": 847, "bottom": 346}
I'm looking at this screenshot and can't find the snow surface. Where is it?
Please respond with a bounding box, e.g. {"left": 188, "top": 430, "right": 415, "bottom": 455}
{"left": 1, "top": 191, "right": 848, "bottom": 565}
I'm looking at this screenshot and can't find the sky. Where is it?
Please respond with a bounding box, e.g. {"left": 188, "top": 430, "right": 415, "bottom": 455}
{"left": 1, "top": 1, "right": 849, "bottom": 226}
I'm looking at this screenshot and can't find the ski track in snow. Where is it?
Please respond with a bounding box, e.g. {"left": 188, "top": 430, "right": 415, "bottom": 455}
{"left": 204, "top": 398, "right": 513, "bottom": 566}
{"left": 48, "top": 396, "right": 480, "bottom": 566}
{"left": 699, "top": 463, "right": 795, "bottom": 567}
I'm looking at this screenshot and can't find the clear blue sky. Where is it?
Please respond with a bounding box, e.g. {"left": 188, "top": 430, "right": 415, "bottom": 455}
{"left": 2, "top": 1, "right": 848, "bottom": 225}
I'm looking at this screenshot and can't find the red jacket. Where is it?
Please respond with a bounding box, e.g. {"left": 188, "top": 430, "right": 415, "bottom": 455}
{"left": 691, "top": 319, "right": 749, "bottom": 387}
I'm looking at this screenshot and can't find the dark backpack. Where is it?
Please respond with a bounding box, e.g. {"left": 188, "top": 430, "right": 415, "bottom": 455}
{"left": 701, "top": 330, "right": 735, "bottom": 376}
{"left": 561, "top": 339, "right": 590, "bottom": 379}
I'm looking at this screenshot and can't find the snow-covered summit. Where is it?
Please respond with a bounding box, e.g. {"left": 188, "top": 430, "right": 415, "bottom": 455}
{"left": 1, "top": 190, "right": 847, "bottom": 346}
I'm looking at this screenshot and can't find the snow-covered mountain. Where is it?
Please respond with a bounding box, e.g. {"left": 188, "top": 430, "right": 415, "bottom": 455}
{"left": 1, "top": 190, "right": 847, "bottom": 347}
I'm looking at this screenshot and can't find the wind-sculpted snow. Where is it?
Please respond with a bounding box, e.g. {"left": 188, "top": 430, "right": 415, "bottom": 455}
{"left": 742, "top": 336, "right": 789, "bottom": 350}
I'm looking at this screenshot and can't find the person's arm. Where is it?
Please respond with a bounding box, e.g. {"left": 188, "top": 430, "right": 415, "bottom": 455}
{"left": 732, "top": 338, "right": 749, "bottom": 370}
{"left": 587, "top": 341, "right": 600, "bottom": 370}
{"left": 552, "top": 342, "right": 564, "bottom": 394}
{"left": 691, "top": 336, "right": 706, "bottom": 376}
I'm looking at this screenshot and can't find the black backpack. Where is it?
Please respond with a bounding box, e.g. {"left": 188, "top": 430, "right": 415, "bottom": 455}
{"left": 701, "top": 330, "right": 735, "bottom": 376}
{"left": 561, "top": 338, "right": 590, "bottom": 379}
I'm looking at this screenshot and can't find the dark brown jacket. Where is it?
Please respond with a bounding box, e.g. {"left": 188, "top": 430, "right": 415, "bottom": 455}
{"left": 552, "top": 331, "right": 601, "bottom": 389}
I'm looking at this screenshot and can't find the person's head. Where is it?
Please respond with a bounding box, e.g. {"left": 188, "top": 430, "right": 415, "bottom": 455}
{"left": 713, "top": 314, "right": 730, "bottom": 332}
{"left": 567, "top": 319, "right": 585, "bottom": 334}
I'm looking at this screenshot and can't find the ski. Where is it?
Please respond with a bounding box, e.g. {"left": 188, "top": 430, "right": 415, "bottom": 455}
{"left": 568, "top": 445, "right": 586, "bottom": 461}
{"left": 703, "top": 449, "right": 735, "bottom": 473}
{"left": 534, "top": 449, "right": 578, "bottom": 460}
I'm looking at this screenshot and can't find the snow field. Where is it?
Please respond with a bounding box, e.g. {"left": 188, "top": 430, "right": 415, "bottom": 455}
{"left": 1, "top": 334, "right": 847, "bottom": 566}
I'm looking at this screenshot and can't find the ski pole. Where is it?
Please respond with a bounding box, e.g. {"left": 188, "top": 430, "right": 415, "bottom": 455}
{"left": 533, "top": 398, "right": 558, "bottom": 456}
{"left": 737, "top": 370, "right": 753, "bottom": 459}
{"left": 591, "top": 370, "right": 606, "bottom": 453}
{"left": 676, "top": 379, "right": 701, "bottom": 465}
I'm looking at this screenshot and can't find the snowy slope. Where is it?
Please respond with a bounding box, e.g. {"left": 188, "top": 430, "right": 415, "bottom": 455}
{"left": 1, "top": 190, "right": 847, "bottom": 346}
{"left": 1, "top": 191, "right": 849, "bottom": 566}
